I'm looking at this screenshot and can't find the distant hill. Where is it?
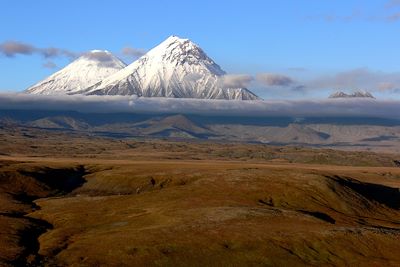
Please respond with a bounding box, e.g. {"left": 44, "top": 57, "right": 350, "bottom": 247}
{"left": 29, "top": 116, "right": 90, "bottom": 130}
{"left": 1, "top": 110, "right": 400, "bottom": 152}
{"left": 132, "top": 114, "right": 215, "bottom": 138}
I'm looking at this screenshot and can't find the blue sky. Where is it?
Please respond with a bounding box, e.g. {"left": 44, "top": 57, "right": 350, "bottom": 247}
{"left": 1, "top": 0, "right": 400, "bottom": 99}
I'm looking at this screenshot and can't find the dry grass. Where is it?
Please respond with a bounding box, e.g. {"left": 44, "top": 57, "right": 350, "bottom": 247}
{"left": 0, "top": 129, "right": 400, "bottom": 266}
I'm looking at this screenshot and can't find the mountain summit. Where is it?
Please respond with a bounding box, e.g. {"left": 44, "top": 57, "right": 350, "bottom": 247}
{"left": 83, "top": 36, "right": 259, "bottom": 100}
{"left": 25, "top": 50, "right": 126, "bottom": 95}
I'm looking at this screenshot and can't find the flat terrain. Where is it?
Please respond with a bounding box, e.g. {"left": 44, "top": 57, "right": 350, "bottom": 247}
{"left": 1, "top": 128, "right": 400, "bottom": 266}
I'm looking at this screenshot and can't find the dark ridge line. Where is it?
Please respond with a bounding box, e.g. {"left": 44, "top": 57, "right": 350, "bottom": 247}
{"left": 327, "top": 175, "right": 400, "bottom": 210}
{"left": 297, "top": 210, "right": 336, "bottom": 224}
{"left": 5, "top": 165, "right": 90, "bottom": 266}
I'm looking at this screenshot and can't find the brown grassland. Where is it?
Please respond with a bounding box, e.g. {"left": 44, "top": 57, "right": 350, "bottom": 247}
{"left": 1, "top": 127, "right": 400, "bottom": 266}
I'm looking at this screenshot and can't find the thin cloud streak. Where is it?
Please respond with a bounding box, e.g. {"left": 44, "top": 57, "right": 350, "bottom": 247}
{"left": 42, "top": 61, "right": 58, "bottom": 69}
{"left": 305, "top": 3, "right": 400, "bottom": 23}
{"left": 256, "top": 73, "right": 294, "bottom": 87}
{"left": 220, "top": 74, "right": 254, "bottom": 88}
{"left": 385, "top": 0, "right": 400, "bottom": 8}
{"left": 0, "top": 40, "right": 144, "bottom": 65}
{"left": 0, "top": 41, "right": 77, "bottom": 59}
{"left": 121, "top": 47, "right": 147, "bottom": 59}
{"left": 303, "top": 68, "right": 400, "bottom": 93}
{"left": 386, "top": 12, "right": 400, "bottom": 21}
{"left": 0, "top": 41, "right": 35, "bottom": 57}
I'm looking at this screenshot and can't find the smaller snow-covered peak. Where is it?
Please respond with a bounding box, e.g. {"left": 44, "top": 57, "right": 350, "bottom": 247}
{"left": 352, "top": 90, "right": 375, "bottom": 98}
{"left": 329, "top": 90, "right": 375, "bottom": 99}
{"left": 26, "top": 50, "right": 127, "bottom": 95}
{"left": 79, "top": 50, "right": 124, "bottom": 67}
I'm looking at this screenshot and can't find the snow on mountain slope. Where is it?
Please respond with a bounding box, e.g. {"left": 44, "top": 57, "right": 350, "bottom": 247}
{"left": 25, "top": 50, "right": 126, "bottom": 95}
{"left": 83, "top": 36, "right": 259, "bottom": 100}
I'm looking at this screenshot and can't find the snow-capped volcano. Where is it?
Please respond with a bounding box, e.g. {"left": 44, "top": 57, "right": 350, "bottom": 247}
{"left": 26, "top": 50, "right": 126, "bottom": 95}
{"left": 83, "top": 36, "right": 259, "bottom": 100}
{"left": 329, "top": 90, "right": 375, "bottom": 99}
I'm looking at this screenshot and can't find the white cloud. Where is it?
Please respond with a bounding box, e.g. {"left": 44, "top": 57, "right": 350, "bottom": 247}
{"left": 220, "top": 74, "right": 254, "bottom": 88}
{"left": 256, "top": 73, "right": 294, "bottom": 87}
{"left": 42, "top": 60, "right": 58, "bottom": 69}
{"left": 386, "top": 0, "right": 400, "bottom": 9}
{"left": 305, "top": 68, "right": 400, "bottom": 92}
{"left": 0, "top": 40, "right": 77, "bottom": 59}
{"left": 121, "top": 46, "right": 147, "bottom": 59}
{"left": 0, "top": 93, "right": 399, "bottom": 119}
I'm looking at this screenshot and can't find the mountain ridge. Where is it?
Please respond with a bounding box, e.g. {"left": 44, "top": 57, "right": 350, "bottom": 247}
{"left": 84, "top": 36, "right": 259, "bottom": 100}
{"left": 26, "top": 36, "right": 259, "bottom": 100}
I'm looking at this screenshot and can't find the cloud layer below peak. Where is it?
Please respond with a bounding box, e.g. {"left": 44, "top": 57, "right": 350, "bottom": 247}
{"left": 0, "top": 93, "right": 399, "bottom": 119}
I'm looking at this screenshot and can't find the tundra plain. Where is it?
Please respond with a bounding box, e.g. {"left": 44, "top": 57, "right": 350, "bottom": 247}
{"left": 1, "top": 126, "right": 400, "bottom": 266}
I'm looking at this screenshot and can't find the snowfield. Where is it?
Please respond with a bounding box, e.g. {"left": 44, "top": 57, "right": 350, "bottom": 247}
{"left": 26, "top": 50, "right": 126, "bottom": 95}
{"left": 25, "top": 36, "right": 259, "bottom": 100}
